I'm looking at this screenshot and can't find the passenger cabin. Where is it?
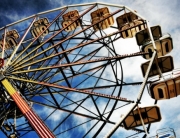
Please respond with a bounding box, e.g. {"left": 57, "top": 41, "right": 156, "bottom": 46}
{"left": 141, "top": 34, "right": 173, "bottom": 59}
{"left": 91, "top": 7, "right": 114, "bottom": 31}
{"left": 150, "top": 75, "right": 180, "bottom": 100}
{"left": 141, "top": 56, "right": 174, "bottom": 77}
{"left": 136, "top": 25, "right": 162, "bottom": 46}
{"left": 0, "top": 30, "right": 19, "bottom": 49}
{"left": 123, "top": 106, "right": 161, "bottom": 129}
{"left": 31, "top": 18, "right": 50, "bottom": 37}
{"left": 62, "top": 10, "right": 81, "bottom": 32}
{"left": 116, "top": 12, "right": 146, "bottom": 38}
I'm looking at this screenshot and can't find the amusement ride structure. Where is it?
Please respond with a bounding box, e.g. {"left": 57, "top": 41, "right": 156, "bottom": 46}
{"left": 0, "top": 2, "right": 177, "bottom": 138}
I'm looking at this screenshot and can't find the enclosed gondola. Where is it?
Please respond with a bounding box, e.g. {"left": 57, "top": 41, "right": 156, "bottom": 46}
{"left": 136, "top": 25, "right": 162, "bottom": 46}
{"left": 91, "top": 7, "right": 114, "bottom": 31}
{"left": 141, "top": 34, "right": 173, "bottom": 59}
{"left": 141, "top": 56, "right": 174, "bottom": 77}
{"left": 116, "top": 12, "right": 146, "bottom": 38}
{"left": 150, "top": 75, "right": 180, "bottom": 100}
{"left": 123, "top": 106, "right": 161, "bottom": 129}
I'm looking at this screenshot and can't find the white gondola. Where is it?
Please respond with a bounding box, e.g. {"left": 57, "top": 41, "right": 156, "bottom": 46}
{"left": 116, "top": 12, "right": 146, "bottom": 38}
{"left": 31, "top": 18, "right": 50, "bottom": 37}
{"left": 150, "top": 74, "right": 180, "bottom": 100}
{"left": 158, "top": 133, "right": 174, "bottom": 138}
{"left": 62, "top": 10, "right": 81, "bottom": 32}
{"left": 141, "top": 34, "right": 173, "bottom": 59}
{"left": 156, "top": 128, "right": 176, "bottom": 138}
{"left": 91, "top": 7, "right": 114, "bottom": 31}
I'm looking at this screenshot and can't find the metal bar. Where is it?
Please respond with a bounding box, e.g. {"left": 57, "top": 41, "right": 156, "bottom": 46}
{"left": 137, "top": 105, "right": 149, "bottom": 136}
{"left": 104, "top": 103, "right": 137, "bottom": 138}
{"left": 42, "top": 62, "right": 108, "bottom": 85}
{"left": 12, "top": 8, "right": 123, "bottom": 68}
{"left": 55, "top": 93, "right": 100, "bottom": 117}
{"left": 10, "top": 8, "right": 68, "bottom": 65}
{"left": 7, "top": 76, "right": 132, "bottom": 102}
{"left": 13, "top": 52, "right": 147, "bottom": 73}
{"left": 93, "top": 57, "right": 123, "bottom": 137}
{"left": 11, "top": 4, "right": 97, "bottom": 66}
{"left": 0, "top": 2, "right": 126, "bottom": 31}
{"left": 31, "top": 100, "right": 107, "bottom": 122}
{"left": 52, "top": 95, "right": 89, "bottom": 132}
{"left": 6, "top": 17, "right": 37, "bottom": 66}
{"left": 137, "top": 51, "right": 157, "bottom": 102}
{"left": 146, "top": 22, "right": 156, "bottom": 50}
{"left": 1, "top": 28, "right": 7, "bottom": 59}
{"left": 56, "top": 119, "right": 95, "bottom": 136}
{"left": 125, "top": 6, "right": 146, "bottom": 20}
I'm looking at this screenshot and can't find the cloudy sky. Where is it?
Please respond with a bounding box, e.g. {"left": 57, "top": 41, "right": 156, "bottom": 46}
{"left": 0, "top": 0, "right": 180, "bottom": 138}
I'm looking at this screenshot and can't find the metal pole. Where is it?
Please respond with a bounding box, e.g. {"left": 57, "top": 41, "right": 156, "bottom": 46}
{"left": 137, "top": 51, "right": 157, "bottom": 102}
{"left": 2, "top": 28, "right": 7, "bottom": 59}
{"left": 104, "top": 103, "right": 137, "bottom": 138}
{"left": 137, "top": 105, "right": 149, "bottom": 136}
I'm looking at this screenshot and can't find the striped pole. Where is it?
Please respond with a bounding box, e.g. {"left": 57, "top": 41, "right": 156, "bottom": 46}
{"left": 1, "top": 78, "right": 55, "bottom": 138}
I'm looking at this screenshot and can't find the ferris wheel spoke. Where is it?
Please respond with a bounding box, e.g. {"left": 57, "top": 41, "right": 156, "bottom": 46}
{"left": 34, "top": 60, "right": 117, "bottom": 88}
{"left": 11, "top": 4, "right": 97, "bottom": 67}
{"left": 55, "top": 119, "right": 95, "bottom": 136}
{"left": 7, "top": 76, "right": 132, "bottom": 102}
{"left": 54, "top": 93, "right": 101, "bottom": 118}
{"left": 6, "top": 17, "right": 37, "bottom": 67}
{"left": 12, "top": 51, "right": 145, "bottom": 74}
{"left": 30, "top": 100, "right": 116, "bottom": 128}
{"left": 26, "top": 47, "right": 62, "bottom": 81}
{"left": 75, "top": 60, "right": 109, "bottom": 89}
{"left": 24, "top": 84, "right": 122, "bottom": 98}
{"left": 12, "top": 29, "right": 119, "bottom": 69}
{"left": 10, "top": 8, "right": 68, "bottom": 66}
{"left": 1, "top": 28, "right": 7, "bottom": 59}
{"left": 52, "top": 95, "right": 94, "bottom": 132}
{"left": 12, "top": 59, "right": 113, "bottom": 74}
{"left": 50, "top": 62, "right": 117, "bottom": 85}
{"left": 12, "top": 8, "right": 123, "bottom": 68}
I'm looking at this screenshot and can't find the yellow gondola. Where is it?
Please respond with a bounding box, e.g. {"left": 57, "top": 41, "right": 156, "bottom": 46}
{"left": 136, "top": 25, "right": 162, "bottom": 46}
{"left": 141, "top": 56, "right": 174, "bottom": 77}
{"left": 116, "top": 12, "right": 146, "bottom": 38}
{"left": 91, "top": 7, "right": 114, "bottom": 31}
{"left": 123, "top": 105, "right": 161, "bottom": 129}
{"left": 31, "top": 18, "right": 50, "bottom": 37}
{"left": 62, "top": 10, "right": 81, "bottom": 32}
{"left": 0, "top": 29, "right": 19, "bottom": 49}
{"left": 150, "top": 74, "right": 180, "bottom": 100}
{"left": 141, "top": 34, "right": 173, "bottom": 59}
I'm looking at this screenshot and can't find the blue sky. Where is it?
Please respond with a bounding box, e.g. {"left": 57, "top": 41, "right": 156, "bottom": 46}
{"left": 0, "top": 0, "right": 180, "bottom": 138}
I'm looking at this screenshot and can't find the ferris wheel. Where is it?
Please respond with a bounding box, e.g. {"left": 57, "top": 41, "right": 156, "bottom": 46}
{"left": 0, "top": 2, "right": 175, "bottom": 138}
